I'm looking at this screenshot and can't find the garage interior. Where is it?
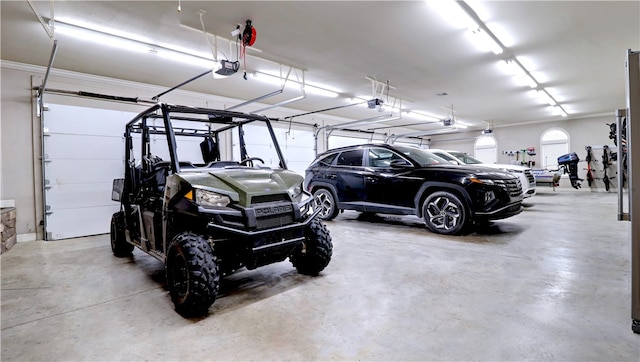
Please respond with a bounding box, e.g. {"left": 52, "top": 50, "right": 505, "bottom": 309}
{"left": 1, "top": 1, "right": 640, "bottom": 360}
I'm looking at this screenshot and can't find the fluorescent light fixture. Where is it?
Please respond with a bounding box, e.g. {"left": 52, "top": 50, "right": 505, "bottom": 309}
{"left": 253, "top": 71, "right": 340, "bottom": 98}
{"left": 430, "top": 1, "right": 502, "bottom": 54}
{"left": 429, "top": 0, "right": 478, "bottom": 31}
{"left": 55, "top": 17, "right": 154, "bottom": 44}
{"left": 155, "top": 49, "right": 216, "bottom": 68}
{"left": 55, "top": 22, "right": 150, "bottom": 54}
{"left": 406, "top": 111, "right": 441, "bottom": 122}
{"left": 304, "top": 85, "right": 340, "bottom": 98}
{"left": 537, "top": 90, "right": 557, "bottom": 106}
{"left": 553, "top": 106, "right": 568, "bottom": 117}
{"left": 54, "top": 20, "right": 219, "bottom": 70}
{"left": 470, "top": 28, "right": 503, "bottom": 54}
{"left": 504, "top": 59, "right": 537, "bottom": 88}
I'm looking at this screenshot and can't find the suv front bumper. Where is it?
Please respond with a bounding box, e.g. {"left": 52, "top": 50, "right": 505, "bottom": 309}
{"left": 475, "top": 202, "right": 523, "bottom": 220}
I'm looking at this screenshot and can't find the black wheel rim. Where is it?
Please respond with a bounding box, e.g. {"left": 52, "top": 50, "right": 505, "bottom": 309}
{"left": 110, "top": 222, "right": 116, "bottom": 250}
{"left": 168, "top": 252, "right": 189, "bottom": 300}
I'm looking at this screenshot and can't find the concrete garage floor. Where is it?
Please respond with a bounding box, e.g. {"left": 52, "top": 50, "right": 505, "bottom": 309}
{"left": 1, "top": 188, "right": 639, "bottom": 361}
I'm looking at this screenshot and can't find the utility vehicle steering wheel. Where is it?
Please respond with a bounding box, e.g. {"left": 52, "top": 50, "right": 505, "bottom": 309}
{"left": 240, "top": 157, "right": 265, "bottom": 167}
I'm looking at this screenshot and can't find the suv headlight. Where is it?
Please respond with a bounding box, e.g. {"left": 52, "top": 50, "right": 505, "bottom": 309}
{"left": 468, "top": 177, "right": 509, "bottom": 190}
{"left": 187, "top": 189, "right": 231, "bottom": 207}
{"left": 468, "top": 177, "right": 494, "bottom": 185}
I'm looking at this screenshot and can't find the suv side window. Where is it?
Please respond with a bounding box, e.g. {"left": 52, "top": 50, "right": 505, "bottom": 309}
{"left": 317, "top": 153, "right": 338, "bottom": 166}
{"left": 336, "top": 149, "right": 364, "bottom": 166}
{"left": 367, "top": 147, "right": 407, "bottom": 168}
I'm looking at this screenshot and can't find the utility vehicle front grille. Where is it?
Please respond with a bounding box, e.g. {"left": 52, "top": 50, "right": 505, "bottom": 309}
{"left": 251, "top": 200, "right": 296, "bottom": 230}
{"left": 256, "top": 214, "right": 294, "bottom": 229}
{"left": 251, "top": 194, "right": 290, "bottom": 204}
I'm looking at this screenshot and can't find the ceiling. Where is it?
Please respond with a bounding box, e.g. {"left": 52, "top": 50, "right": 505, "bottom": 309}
{"left": 2, "top": 1, "right": 639, "bottom": 138}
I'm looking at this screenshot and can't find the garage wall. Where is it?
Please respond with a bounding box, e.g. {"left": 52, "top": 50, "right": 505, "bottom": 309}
{"left": 1, "top": 61, "right": 357, "bottom": 240}
{"left": 1, "top": 60, "right": 624, "bottom": 240}
{"left": 430, "top": 115, "right": 616, "bottom": 167}
{"left": 1, "top": 66, "right": 38, "bottom": 240}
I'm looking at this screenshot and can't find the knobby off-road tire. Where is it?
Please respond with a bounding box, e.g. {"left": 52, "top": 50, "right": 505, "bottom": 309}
{"left": 290, "top": 218, "right": 333, "bottom": 275}
{"left": 110, "top": 212, "right": 134, "bottom": 257}
{"left": 312, "top": 188, "right": 339, "bottom": 221}
{"left": 166, "top": 232, "right": 220, "bottom": 318}
{"left": 422, "top": 191, "right": 469, "bottom": 235}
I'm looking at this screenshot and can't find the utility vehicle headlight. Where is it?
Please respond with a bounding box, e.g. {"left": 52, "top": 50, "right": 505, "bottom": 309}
{"left": 188, "top": 189, "right": 231, "bottom": 207}
{"left": 290, "top": 183, "right": 303, "bottom": 199}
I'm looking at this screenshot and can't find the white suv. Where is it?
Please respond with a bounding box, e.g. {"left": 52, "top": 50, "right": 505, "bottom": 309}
{"left": 429, "top": 149, "right": 536, "bottom": 199}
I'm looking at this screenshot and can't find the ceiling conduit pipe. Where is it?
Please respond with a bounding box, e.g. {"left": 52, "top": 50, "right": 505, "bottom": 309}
{"left": 313, "top": 113, "right": 395, "bottom": 155}
{"left": 152, "top": 69, "right": 213, "bottom": 101}
{"left": 227, "top": 67, "right": 298, "bottom": 111}
{"left": 226, "top": 89, "right": 284, "bottom": 111}
{"left": 253, "top": 95, "right": 306, "bottom": 113}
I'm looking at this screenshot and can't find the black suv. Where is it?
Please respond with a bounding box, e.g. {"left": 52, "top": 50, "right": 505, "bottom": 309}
{"left": 304, "top": 144, "right": 523, "bottom": 235}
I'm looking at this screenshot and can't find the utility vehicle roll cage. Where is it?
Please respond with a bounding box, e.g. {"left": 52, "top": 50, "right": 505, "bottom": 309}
{"left": 123, "top": 103, "right": 288, "bottom": 175}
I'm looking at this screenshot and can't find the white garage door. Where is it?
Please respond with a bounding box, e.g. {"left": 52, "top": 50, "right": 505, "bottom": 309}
{"left": 43, "top": 104, "right": 136, "bottom": 240}
{"left": 328, "top": 135, "right": 373, "bottom": 149}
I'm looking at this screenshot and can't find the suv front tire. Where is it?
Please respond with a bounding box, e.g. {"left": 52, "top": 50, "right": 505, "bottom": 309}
{"left": 422, "top": 191, "right": 469, "bottom": 235}
{"left": 312, "top": 188, "right": 339, "bottom": 221}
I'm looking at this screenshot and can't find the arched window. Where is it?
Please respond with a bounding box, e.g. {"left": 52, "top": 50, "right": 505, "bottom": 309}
{"left": 540, "top": 128, "right": 569, "bottom": 169}
{"left": 474, "top": 135, "right": 497, "bottom": 163}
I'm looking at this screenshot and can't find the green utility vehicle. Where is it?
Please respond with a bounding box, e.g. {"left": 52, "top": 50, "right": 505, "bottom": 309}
{"left": 110, "top": 103, "right": 332, "bottom": 317}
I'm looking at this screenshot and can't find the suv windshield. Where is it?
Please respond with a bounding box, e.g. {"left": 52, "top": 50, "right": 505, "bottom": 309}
{"left": 448, "top": 151, "right": 483, "bottom": 164}
{"left": 392, "top": 145, "right": 449, "bottom": 167}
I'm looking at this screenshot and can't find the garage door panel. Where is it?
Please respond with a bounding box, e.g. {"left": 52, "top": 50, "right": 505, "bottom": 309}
{"left": 43, "top": 104, "right": 136, "bottom": 240}
{"left": 45, "top": 182, "right": 114, "bottom": 210}
{"left": 328, "top": 135, "right": 369, "bottom": 149}
{"left": 286, "top": 161, "right": 311, "bottom": 176}
{"left": 44, "top": 134, "right": 124, "bottom": 160}
{"left": 46, "top": 205, "right": 119, "bottom": 240}
{"left": 45, "top": 105, "right": 132, "bottom": 136}
{"left": 45, "top": 159, "right": 123, "bottom": 186}
{"left": 284, "top": 146, "right": 315, "bottom": 162}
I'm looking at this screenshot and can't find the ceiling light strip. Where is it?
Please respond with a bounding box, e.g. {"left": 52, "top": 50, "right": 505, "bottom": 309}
{"left": 456, "top": 1, "right": 504, "bottom": 54}
{"left": 436, "top": 1, "right": 570, "bottom": 119}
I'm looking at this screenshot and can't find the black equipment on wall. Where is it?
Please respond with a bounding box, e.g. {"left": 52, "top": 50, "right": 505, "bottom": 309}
{"left": 557, "top": 152, "right": 582, "bottom": 189}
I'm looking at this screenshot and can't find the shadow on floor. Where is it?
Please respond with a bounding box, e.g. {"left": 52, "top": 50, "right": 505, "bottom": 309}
{"left": 127, "top": 250, "right": 316, "bottom": 319}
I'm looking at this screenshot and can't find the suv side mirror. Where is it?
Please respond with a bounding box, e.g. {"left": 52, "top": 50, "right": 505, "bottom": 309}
{"left": 390, "top": 159, "right": 413, "bottom": 169}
